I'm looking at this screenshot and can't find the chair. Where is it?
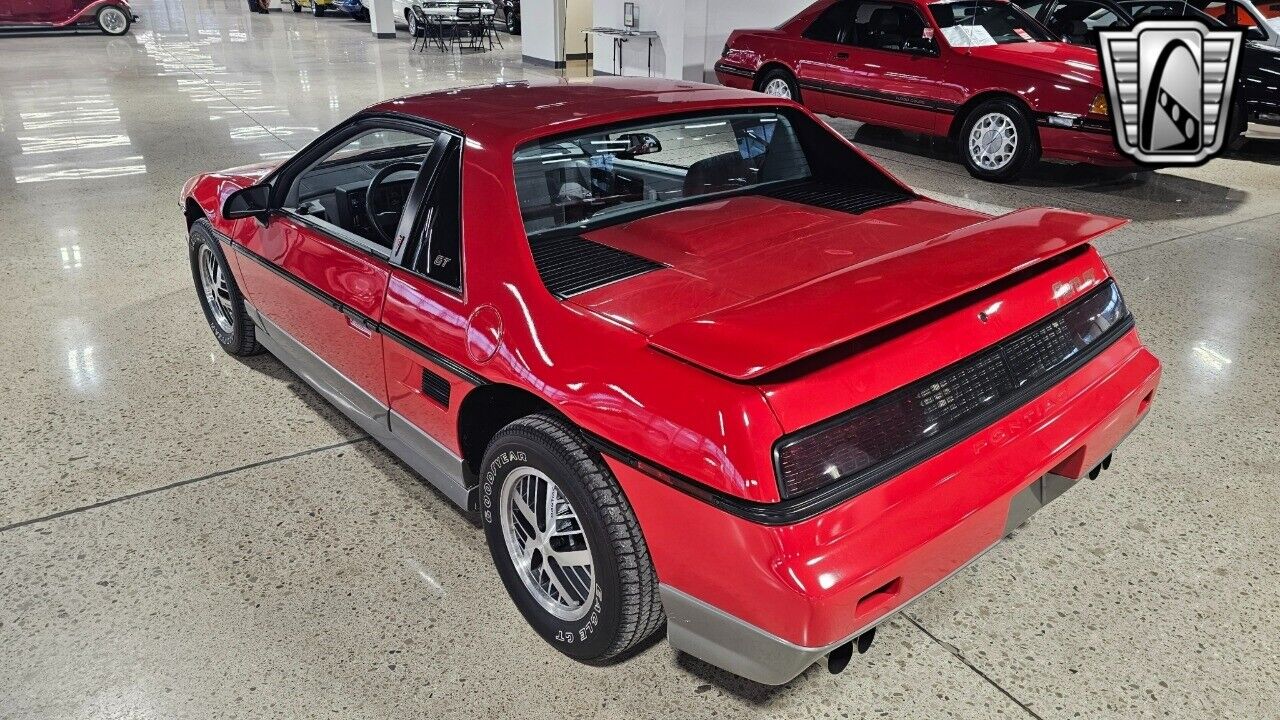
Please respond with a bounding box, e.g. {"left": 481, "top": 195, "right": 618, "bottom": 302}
{"left": 410, "top": 5, "right": 431, "bottom": 51}
{"left": 482, "top": 13, "right": 504, "bottom": 49}
{"left": 452, "top": 3, "right": 486, "bottom": 51}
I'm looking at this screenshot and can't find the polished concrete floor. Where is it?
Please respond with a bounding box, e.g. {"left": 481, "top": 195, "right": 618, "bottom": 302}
{"left": 1, "top": 1, "right": 1278, "bottom": 718}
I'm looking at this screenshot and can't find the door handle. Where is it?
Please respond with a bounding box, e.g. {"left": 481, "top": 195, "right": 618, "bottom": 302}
{"left": 343, "top": 309, "right": 374, "bottom": 338}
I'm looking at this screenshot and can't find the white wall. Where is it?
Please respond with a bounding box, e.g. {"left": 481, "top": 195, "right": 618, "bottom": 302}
{"left": 566, "top": 0, "right": 594, "bottom": 58}
{"left": 523, "top": 0, "right": 564, "bottom": 64}
{"left": 587, "top": 0, "right": 808, "bottom": 81}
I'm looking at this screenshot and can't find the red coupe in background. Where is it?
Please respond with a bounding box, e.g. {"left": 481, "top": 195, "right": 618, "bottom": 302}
{"left": 0, "top": 0, "right": 136, "bottom": 35}
{"left": 182, "top": 78, "right": 1159, "bottom": 684}
{"left": 716, "top": 0, "right": 1122, "bottom": 181}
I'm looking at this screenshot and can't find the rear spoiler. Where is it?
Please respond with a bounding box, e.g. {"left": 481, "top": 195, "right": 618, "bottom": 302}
{"left": 647, "top": 207, "right": 1126, "bottom": 380}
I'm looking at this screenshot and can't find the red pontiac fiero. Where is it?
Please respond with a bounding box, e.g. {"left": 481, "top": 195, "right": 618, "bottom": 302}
{"left": 716, "top": 0, "right": 1123, "bottom": 181}
{"left": 182, "top": 78, "right": 1160, "bottom": 685}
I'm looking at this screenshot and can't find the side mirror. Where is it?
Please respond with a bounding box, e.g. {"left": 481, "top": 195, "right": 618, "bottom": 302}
{"left": 223, "top": 184, "right": 271, "bottom": 221}
{"left": 616, "top": 132, "right": 662, "bottom": 157}
{"left": 1245, "top": 26, "right": 1267, "bottom": 42}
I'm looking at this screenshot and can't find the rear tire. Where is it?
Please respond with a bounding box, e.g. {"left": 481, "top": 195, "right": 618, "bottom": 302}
{"left": 480, "top": 414, "right": 664, "bottom": 664}
{"left": 756, "top": 67, "right": 800, "bottom": 103}
{"left": 188, "top": 220, "right": 264, "bottom": 357}
{"left": 96, "top": 5, "right": 131, "bottom": 35}
{"left": 292, "top": 1, "right": 302, "bottom": 11}
{"left": 313, "top": 2, "right": 325, "bottom": 16}
{"left": 958, "top": 98, "right": 1039, "bottom": 182}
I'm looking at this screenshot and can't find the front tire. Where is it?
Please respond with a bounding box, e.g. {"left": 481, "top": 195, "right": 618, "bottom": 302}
{"left": 958, "top": 98, "right": 1039, "bottom": 182}
{"left": 96, "top": 5, "right": 131, "bottom": 35}
{"left": 480, "top": 414, "right": 664, "bottom": 664}
{"left": 406, "top": 9, "right": 418, "bottom": 36}
{"left": 292, "top": 1, "right": 302, "bottom": 12}
{"left": 188, "top": 220, "right": 263, "bottom": 357}
{"left": 756, "top": 68, "right": 800, "bottom": 103}
{"left": 312, "top": 2, "right": 326, "bottom": 16}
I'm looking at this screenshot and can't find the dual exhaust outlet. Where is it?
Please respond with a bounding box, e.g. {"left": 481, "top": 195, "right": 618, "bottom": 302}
{"left": 825, "top": 451, "right": 1114, "bottom": 675}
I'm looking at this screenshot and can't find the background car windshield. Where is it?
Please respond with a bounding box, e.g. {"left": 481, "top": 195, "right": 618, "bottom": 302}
{"left": 514, "top": 112, "right": 812, "bottom": 235}
{"left": 931, "top": 1, "right": 1053, "bottom": 45}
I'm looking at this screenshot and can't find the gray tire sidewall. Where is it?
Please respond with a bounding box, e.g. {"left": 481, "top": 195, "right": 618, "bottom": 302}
{"left": 480, "top": 429, "right": 624, "bottom": 661}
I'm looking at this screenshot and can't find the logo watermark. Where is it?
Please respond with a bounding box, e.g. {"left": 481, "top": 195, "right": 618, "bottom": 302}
{"left": 1098, "top": 20, "right": 1243, "bottom": 165}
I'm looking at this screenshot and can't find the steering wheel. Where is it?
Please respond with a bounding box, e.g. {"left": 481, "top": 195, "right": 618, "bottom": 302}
{"left": 365, "top": 162, "right": 421, "bottom": 246}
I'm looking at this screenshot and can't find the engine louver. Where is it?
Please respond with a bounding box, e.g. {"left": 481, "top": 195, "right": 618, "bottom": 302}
{"left": 530, "top": 235, "right": 664, "bottom": 298}
{"left": 421, "top": 367, "right": 451, "bottom": 407}
{"left": 760, "top": 181, "right": 908, "bottom": 215}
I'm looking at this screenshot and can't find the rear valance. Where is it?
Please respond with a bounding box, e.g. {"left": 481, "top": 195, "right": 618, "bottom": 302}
{"left": 646, "top": 207, "right": 1126, "bottom": 380}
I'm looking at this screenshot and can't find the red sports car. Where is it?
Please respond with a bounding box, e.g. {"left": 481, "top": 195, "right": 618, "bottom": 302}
{"left": 0, "top": 0, "right": 136, "bottom": 35}
{"left": 182, "top": 78, "right": 1159, "bottom": 684}
{"left": 716, "top": 0, "right": 1123, "bottom": 181}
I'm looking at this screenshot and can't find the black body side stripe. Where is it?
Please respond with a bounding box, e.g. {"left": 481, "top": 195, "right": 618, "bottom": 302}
{"left": 798, "top": 80, "right": 961, "bottom": 114}
{"left": 216, "top": 232, "right": 488, "bottom": 387}
{"left": 713, "top": 62, "right": 755, "bottom": 79}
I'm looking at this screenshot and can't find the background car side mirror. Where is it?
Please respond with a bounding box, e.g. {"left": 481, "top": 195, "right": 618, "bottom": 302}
{"left": 616, "top": 132, "right": 663, "bottom": 157}
{"left": 223, "top": 184, "right": 271, "bottom": 221}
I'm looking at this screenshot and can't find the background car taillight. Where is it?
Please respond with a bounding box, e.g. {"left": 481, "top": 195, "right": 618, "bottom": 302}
{"left": 773, "top": 281, "right": 1130, "bottom": 499}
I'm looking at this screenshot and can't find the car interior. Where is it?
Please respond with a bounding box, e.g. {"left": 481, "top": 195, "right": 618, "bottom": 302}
{"left": 514, "top": 113, "right": 813, "bottom": 234}
{"left": 285, "top": 128, "right": 436, "bottom": 255}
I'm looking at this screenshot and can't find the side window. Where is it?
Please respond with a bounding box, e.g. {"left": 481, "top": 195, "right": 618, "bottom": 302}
{"left": 1043, "top": 0, "right": 1121, "bottom": 43}
{"left": 804, "top": 0, "right": 858, "bottom": 42}
{"left": 851, "top": 3, "right": 931, "bottom": 52}
{"left": 286, "top": 128, "right": 436, "bottom": 256}
{"left": 409, "top": 141, "right": 462, "bottom": 291}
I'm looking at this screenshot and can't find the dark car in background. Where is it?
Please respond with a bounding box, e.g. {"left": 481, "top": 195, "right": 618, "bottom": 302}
{"left": 498, "top": 0, "right": 519, "bottom": 33}
{"left": 1015, "top": 0, "right": 1280, "bottom": 137}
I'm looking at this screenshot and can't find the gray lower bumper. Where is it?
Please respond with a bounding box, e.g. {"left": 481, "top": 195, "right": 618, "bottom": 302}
{"left": 662, "top": 471, "right": 1087, "bottom": 685}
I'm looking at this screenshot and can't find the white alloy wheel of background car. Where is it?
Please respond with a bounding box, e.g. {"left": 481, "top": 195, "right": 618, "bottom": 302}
{"left": 957, "top": 97, "right": 1039, "bottom": 183}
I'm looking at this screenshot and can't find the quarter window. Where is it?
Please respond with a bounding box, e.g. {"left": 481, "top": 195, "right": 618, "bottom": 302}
{"left": 804, "top": 0, "right": 858, "bottom": 42}
{"left": 409, "top": 141, "right": 463, "bottom": 291}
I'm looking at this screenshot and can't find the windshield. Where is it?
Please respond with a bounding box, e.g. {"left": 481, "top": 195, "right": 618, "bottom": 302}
{"left": 930, "top": 1, "right": 1054, "bottom": 46}
{"left": 513, "top": 111, "right": 812, "bottom": 235}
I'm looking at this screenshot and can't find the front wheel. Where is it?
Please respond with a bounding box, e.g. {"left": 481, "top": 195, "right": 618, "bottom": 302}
{"left": 188, "top": 220, "right": 263, "bottom": 357}
{"left": 312, "top": 2, "right": 326, "bottom": 16}
{"left": 292, "top": 1, "right": 302, "bottom": 12}
{"left": 406, "top": 9, "right": 418, "bottom": 35}
{"left": 96, "top": 5, "right": 131, "bottom": 35}
{"left": 481, "top": 414, "right": 664, "bottom": 664}
{"left": 756, "top": 68, "right": 800, "bottom": 102}
{"left": 957, "top": 98, "right": 1039, "bottom": 182}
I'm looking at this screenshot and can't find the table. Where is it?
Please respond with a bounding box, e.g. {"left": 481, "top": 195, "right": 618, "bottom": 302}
{"left": 584, "top": 28, "right": 659, "bottom": 77}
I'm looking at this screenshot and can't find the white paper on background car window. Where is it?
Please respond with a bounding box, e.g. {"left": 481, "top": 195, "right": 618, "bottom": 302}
{"left": 941, "top": 24, "right": 996, "bottom": 47}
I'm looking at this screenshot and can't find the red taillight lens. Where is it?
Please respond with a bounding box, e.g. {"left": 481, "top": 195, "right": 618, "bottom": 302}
{"left": 773, "top": 281, "right": 1129, "bottom": 499}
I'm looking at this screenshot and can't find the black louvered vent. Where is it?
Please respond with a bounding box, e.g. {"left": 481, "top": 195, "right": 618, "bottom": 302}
{"left": 421, "top": 368, "right": 451, "bottom": 407}
{"left": 530, "top": 235, "right": 665, "bottom": 298}
{"left": 760, "top": 181, "right": 908, "bottom": 215}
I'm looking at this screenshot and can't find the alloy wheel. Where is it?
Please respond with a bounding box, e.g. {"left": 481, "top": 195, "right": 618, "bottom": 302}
{"left": 968, "top": 112, "right": 1019, "bottom": 171}
{"left": 197, "top": 245, "right": 235, "bottom": 334}
{"left": 99, "top": 6, "right": 128, "bottom": 34}
{"left": 408, "top": 12, "right": 418, "bottom": 36}
{"left": 762, "top": 77, "right": 792, "bottom": 99}
{"left": 499, "top": 467, "right": 596, "bottom": 621}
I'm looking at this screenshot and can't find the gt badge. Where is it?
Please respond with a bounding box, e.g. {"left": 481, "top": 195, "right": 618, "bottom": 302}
{"left": 1098, "top": 21, "right": 1243, "bottom": 165}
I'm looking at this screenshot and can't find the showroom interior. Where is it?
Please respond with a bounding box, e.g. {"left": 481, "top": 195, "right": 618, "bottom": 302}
{"left": 1, "top": 0, "right": 1277, "bottom": 718}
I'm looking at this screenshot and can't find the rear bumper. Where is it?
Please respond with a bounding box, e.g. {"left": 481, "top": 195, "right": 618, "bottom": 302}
{"left": 610, "top": 329, "right": 1160, "bottom": 685}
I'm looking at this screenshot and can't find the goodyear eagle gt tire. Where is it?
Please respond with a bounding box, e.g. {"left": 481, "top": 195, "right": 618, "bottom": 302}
{"left": 481, "top": 414, "right": 665, "bottom": 663}
{"left": 188, "top": 219, "right": 264, "bottom": 357}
